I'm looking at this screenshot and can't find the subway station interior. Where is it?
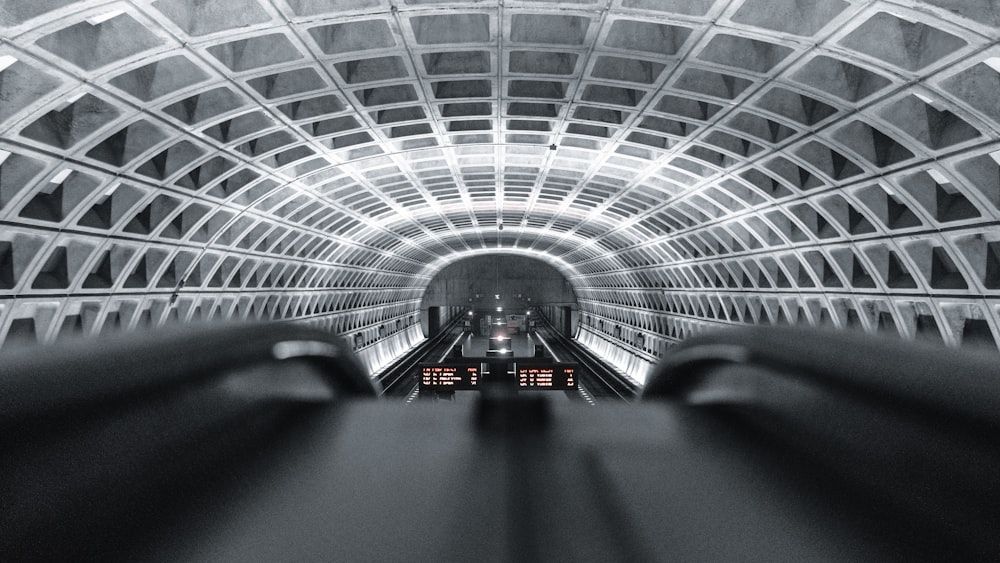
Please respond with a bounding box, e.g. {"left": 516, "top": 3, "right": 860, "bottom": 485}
{"left": 2, "top": 0, "right": 1000, "bottom": 560}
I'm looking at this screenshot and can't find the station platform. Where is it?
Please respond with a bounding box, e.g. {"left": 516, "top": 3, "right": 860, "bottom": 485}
{"left": 413, "top": 332, "right": 575, "bottom": 403}
{"left": 446, "top": 333, "right": 557, "bottom": 360}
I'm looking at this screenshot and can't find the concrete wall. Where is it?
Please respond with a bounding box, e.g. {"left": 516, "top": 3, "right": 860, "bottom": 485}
{"left": 421, "top": 254, "right": 577, "bottom": 312}
{"left": 418, "top": 305, "right": 465, "bottom": 338}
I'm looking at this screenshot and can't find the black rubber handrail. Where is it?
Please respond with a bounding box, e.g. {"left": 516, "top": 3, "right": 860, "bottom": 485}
{"left": 1, "top": 322, "right": 378, "bottom": 559}
{"left": 643, "top": 326, "right": 1000, "bottom": 560}
{"left": 643, "top": 325, "right": 1000, "bottom": 427}
{"left": 0, "top": 321, "right": 377, "bottom": 426}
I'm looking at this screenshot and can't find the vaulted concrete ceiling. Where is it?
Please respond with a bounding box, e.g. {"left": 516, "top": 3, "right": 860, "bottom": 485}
{"left": 1, "top": 0, "right": 998, "bottom": 380}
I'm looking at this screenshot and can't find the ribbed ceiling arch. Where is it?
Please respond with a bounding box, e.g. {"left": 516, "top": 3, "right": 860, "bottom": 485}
{"left": 1, "top": 0, "right": 999, "bottom": 379}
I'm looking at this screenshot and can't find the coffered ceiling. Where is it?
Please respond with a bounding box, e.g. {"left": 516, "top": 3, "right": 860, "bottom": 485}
{"left": 1, "top": 0, "right": 998, "bottom": 379}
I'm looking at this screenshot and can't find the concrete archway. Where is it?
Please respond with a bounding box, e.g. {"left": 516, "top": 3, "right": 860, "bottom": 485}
{"left": 1, "top": 1, "right": 998, "bottom": 380}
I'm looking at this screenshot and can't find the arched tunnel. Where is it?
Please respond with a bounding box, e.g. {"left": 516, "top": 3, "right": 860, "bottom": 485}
{"left": 3, "top": 2, "right": 1000, "bottom": 560}
{"left": 2, "top": 0, "right": 1000, "bottom": 383}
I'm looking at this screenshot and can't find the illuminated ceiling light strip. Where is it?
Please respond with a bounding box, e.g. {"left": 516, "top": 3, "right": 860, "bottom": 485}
{"left": 51, "top": 168, "right": 74, "bottom": 184}
{"left": 0, "top": 55, "right": 17, "bottom": 73}
{"left": 86, "top": 10, "right": 125, "bottom": 25}
{"left": 0, "top": 149, "right": 11, "bottom": 166}
{"left": 56, "top": 91, "right": 87, "bottom": 111}
{"left": 913, "top": 91, "right": 949, "bottom": 112}
{"left": 926, "top": 169, "right": 950, "bottom": 185}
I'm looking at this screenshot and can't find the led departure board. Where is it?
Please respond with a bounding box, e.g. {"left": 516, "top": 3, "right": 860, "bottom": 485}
{"left": 419, "top": 363, "right": 480, "bottom": 390}
{"left": 516, "top": 363, "right": 578, "bottom": 390}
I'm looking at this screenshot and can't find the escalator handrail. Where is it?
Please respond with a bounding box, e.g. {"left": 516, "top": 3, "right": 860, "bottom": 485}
{"left": 0, "top": 322, "right": 377, "bottom": 425}
{"left": 642, "top": 325, "right": 1000, "bottom": 553}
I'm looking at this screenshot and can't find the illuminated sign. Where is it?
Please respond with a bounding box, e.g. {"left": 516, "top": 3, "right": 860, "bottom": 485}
{"left": 419, "top": 363, "right": 480, "bottom": 390}
{"left": 516, "top": 363, "right": 578, "bottom": 390}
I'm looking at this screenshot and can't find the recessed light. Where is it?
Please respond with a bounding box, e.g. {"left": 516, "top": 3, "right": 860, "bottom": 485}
{"left": 51, "top": 168, "right": 74, "bottom": 184}
{"left": 0, "top": 55, "right": 18, "bottom": 73}
{"left": 86, "top": 10, "right": 125, "bottom": 25}
{"left": 56, "top": 91, "right": 87, "bottom": 111}
{"left": 926, "top": 169, "right": 950, "bottom": 185}
{"left": 912, "top": 92, "right": 944, "bottom": 110}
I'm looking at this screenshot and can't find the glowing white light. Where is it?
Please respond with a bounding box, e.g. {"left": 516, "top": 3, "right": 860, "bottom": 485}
{"left": 272, "top": 340, "right": 340, "bottom": 360}
{"left": 912, "top": 92, "right": 943, "bottom": 110}
{"left": 926, "top": 169, "right": 950, "bottom": 185}
{"left": 56, "top": 91, "right": 87, "bottom": 111}
{"left": 0, "top": 55, "right": 18, "bottom": 73}
{"left": 51, "top": 168, "right": 73, "bottom": 184}
{"left": 496, "top": 307, "right": 503, "bottom": 312}
{"left": 0, "top": 149, "right": 10, "bottom": 166}
{"left": 467, "top": 311, "right": 473, "bottom": 316}
{"left": 86, "top": 10, "right": 125, "bottom": 25}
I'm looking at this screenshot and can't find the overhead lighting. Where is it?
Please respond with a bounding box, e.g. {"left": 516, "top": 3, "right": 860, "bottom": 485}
{"left": 496, "top": 307, "right": 503, "bottom": 312}
{"left": 926, "top": 169, "right": 950, "bottom": 185}
{"left": 56, "top": 91, "right": 87, "bottom": 111}
{"left": 0, "top": 149, "right": 10, "bottom": 166}
{"left": 51, "top": 168, "right": 73, "bottom": 184}
{"left": 912, "top": 92, "right": 945, "bottom": 110}
{"left": 0, "top": 55, "right": 17, "bottom": 73}
{"left": 86, "top": 10, "right": 125, "bottom": 25}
